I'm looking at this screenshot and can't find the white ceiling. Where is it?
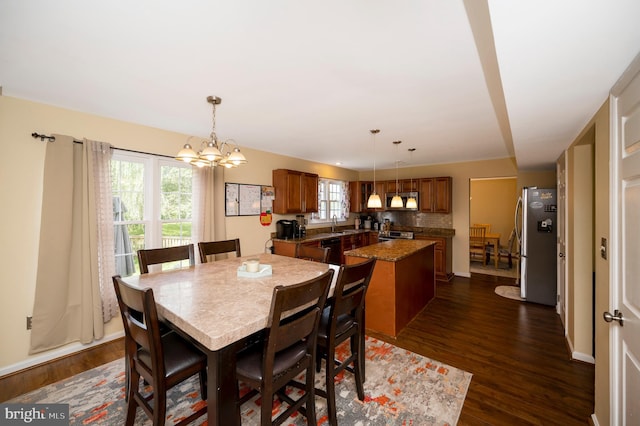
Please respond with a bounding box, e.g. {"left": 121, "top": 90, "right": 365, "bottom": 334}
{"left": 1, "top": 1, "right": 639, "bottom": 171}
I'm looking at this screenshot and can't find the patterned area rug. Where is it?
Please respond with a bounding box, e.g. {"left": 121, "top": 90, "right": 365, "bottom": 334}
{"left": 495, "top": 285, "right": 524, "bottom": 301}
{"left": 9, "top": 337, "right": 471, "bottom": 425}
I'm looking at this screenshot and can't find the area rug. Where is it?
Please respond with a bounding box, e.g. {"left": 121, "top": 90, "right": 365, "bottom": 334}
{"left": 495, "top": 285, "right": 524, "bottom": 301}
{"left": 7, "top": 337, "right": 471, "bottom": 425}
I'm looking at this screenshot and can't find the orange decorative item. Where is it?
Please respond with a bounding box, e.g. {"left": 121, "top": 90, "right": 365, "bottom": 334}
{"left": 260, "top": 211, "right": 272, "bottom": 226}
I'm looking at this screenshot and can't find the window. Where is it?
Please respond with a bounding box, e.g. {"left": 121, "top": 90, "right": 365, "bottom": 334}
{"left": 111, "top": 150, "right": 193, "bottom": 275}
{"left": 311, "top": 178, "right": 349, "bottom": 223}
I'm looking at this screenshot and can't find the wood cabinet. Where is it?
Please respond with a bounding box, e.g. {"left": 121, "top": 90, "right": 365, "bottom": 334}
{"left": 416, "top": 235, "right": 453, "bottom": 281}
{"left": 419, "top": 177, "right": 452, "bottom": 213}
{"left": 388, "top": 179, "right": 418, "bottom": 193}
{"left": 349, "top": 181, "right": 385, "bottom": 212}
{"left": 349, "top": 181, "right": 370, "bottom": 213}
{"left": 272, "top": 169, "right": 318, "bottom": 214}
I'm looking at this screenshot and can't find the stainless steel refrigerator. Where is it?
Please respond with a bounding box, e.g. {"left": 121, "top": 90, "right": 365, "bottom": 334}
{"left": 515, "top": 187, "right": 557, "bottom": 306}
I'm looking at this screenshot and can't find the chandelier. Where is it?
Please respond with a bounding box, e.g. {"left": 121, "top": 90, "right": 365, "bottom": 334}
{"left": 175, "top": 96, "right": 247, "bottom": 168}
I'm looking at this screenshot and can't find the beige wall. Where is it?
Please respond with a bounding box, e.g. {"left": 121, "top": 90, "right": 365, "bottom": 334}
{"left": 562, "top": 100, "right": 610, "bottom": 424}
{"left": 470, "top": 178, "right": 518, "bottom": 244}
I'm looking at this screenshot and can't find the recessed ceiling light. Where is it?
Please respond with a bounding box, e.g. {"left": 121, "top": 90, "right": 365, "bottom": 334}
{"left": 335, "top": 161, "right": 342, "bottom": 165}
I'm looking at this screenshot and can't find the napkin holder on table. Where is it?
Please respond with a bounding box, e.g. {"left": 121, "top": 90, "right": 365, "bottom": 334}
{"left": 237, "top": 264, "right": 273, "bottom": 278}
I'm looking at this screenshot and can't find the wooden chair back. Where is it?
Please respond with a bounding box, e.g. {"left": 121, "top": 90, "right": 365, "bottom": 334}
{"left": 112, "top": 274, "right": 208, "bottom": 425}
{"left": 295, "top": 244, "right": 330, "bottom": 263}
{"left": 469, "top": 226, "right": 487, "bottom": 264}
{"left": 137, "top": 244, "right": 195, "bottom": 274}
{"left": 198, "top": 238, "right": 241, "bottom": 263}
{"left": 236, "top": 269, "right": 334, "bottom": 425}
{"left": 315, "top": 257, "right": 376, "bottom": 425}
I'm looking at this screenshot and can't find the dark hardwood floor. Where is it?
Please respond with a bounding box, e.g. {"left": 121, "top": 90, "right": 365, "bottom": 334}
{"left": 1, "top": 273, "right": 594, "bottom": 425}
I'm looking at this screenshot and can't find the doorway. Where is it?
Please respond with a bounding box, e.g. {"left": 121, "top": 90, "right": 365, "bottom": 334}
{"left": 469, "top": 177, "right": 518, "bottom": 278}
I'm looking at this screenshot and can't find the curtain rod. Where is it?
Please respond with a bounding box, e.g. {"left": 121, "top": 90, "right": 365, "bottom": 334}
{"left": 31, "top": 132, "right": 174, "bottom": 159}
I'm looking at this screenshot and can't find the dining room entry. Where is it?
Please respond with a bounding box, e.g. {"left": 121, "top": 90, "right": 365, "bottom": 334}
{"left": 469, "top": 177, "right": 519, "bottom": 278}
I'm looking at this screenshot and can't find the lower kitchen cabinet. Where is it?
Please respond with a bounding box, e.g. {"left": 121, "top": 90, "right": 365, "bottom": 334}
{"left": 416, "top": 235, "right": 453, "bottom": 281}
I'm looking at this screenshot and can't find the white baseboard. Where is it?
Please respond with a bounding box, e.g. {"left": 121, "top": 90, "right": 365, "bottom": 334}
{"left": 0, "top": 331, "right": 124, "bottom": 378}
{"left": 456, "top": 272, "right": 471, "bottom": 278}
{"left": 591, "top": 413, "right": 600, "bottom": 426}
{"left": 571, "top": 351, "right": 595, "bottom": 364}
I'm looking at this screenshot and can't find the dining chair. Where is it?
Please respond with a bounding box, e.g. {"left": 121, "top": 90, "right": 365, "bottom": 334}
{"left": 314, "top": 257, "right": 376, "bottom": 426}
{"left": 198, "top": 238, "right": 241, "bottom": 263}
{"left": 137, "top": 244, "right": 195, "bottom": 274}
{"left": 112, "top": 275, "right": 208, "bottom": 426}
{"left": 235, "top": 269, "right": 334, "bottom": 426}
{"left": 469, "top": 226, "right": 487, "bottom": 265}
{"left": 294, "top": 244, "right": 330, "bottom": 263}
{"left": 486, "top": 228, "right": 518, "bottom": 268}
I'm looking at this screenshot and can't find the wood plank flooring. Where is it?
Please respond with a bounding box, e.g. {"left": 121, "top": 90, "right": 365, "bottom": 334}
{"left": 1, "top": 273, "right": 594, "bottom": 425}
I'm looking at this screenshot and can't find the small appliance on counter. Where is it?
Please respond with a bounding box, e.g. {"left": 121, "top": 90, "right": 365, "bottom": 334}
{"left": 295, "top": 214, "right": 306, "bottom": 238}
{"left": 276, "top": 219, "right": 297, "bottom": 239}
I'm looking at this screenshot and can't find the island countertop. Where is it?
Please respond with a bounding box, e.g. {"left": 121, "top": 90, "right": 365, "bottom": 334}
{"left": 343, "top": 239, "right": 436, "bottom": 262}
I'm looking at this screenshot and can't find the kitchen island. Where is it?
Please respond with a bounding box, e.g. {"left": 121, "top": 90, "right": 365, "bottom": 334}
{"left": 344, "top": 239, "right": 436, "bottom": 338}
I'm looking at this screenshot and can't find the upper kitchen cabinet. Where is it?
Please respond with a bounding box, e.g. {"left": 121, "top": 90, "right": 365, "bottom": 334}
{"left": 272, "top": 169, "right": 319, "bottom": 214}
{"left": 349, "top": 180, "right": 385, "bottom": 213}
{"left": 349, "top": 181, "right": 370, "bottom": 213}
{"left": 420, "top": 177, "right": 452, "bottom": 213}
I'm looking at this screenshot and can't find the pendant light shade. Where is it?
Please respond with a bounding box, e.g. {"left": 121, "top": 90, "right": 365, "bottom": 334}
{"left": 367, "top": 193, "right": 382, "bottom": 209}
{"left": 390, "top": 194, "right": 404, "bottom": 208}
{"left": 367, "top": 129, "right": 382, "bottom": 209}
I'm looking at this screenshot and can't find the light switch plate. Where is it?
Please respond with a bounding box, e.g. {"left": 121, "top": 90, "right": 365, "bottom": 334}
{"left": 600, "top": 237, "right": 607, "bottom": 260}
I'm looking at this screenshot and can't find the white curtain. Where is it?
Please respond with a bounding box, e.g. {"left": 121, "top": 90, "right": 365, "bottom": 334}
{"left": 30, "top": 136, "right": 116, "bottom": 354}
{"left": 192, "top": 166, "right": 216, "bottom": 256}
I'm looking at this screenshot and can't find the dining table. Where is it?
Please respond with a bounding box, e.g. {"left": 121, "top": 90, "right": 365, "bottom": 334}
{"left": 485, "top": 232, "right": 501, "bottom": 268}
{"left": 121, "top": 252, "right": 337, "bottom": 426}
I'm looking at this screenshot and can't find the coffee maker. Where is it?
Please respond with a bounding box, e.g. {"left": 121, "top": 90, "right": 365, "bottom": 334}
{"left": 276, "top": 220, "right": 297, "bottom": 239}
{"left": 295, "top": 214, "right": 306, "bottom": 238}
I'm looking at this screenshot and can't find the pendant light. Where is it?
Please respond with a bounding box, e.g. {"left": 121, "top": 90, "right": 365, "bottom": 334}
{"left": 406, "top": 148, "right": 418, "bottom": 209}
{"left": 390, "top": 140, "right": 404, "bottom": 208}
{"left": 366, "top": 129, "right": 382, "bottom": 209}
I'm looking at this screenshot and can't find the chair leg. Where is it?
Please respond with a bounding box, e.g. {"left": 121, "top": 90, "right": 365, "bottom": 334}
{"left": 125, "top": 369, "right": 139, "bottom": 426}
{"left": 325, "top": 346, "right": 338, "bottom": 426}
{"left": 508, "top": 253, "right": 513, "bottom": 269}
{"left": 305, "top": 366, "right": 317, "bottom": 425}
{"left": 261, "top": 390, "right": 273, "bottom": 426}
{"left": 351, "top": 334, "right": 365, "bottom": 401}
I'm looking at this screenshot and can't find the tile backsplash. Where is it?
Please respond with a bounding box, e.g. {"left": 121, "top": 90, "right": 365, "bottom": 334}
{"left": 368, "top": 211, "right": 453, "bottom": 229}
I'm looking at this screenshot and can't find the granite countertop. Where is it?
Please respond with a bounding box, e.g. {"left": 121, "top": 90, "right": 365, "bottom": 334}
{"left": 343, "top": 239, "right": 435, "bottom": 262}
{"left": 273, "top": 227, "right": 454, "bottom": 243}
{"left": 273, "top": 229, "right": 375, "bottom": 244}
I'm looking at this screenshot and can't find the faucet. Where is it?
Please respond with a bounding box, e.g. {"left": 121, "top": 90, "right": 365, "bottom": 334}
{"left": 331, "top": 215, "right": 337, "bottom": 232}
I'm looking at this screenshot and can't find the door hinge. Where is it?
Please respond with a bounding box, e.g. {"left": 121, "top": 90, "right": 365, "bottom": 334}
{"left": 27, "top": 316, "right": 32, "bottom": 330}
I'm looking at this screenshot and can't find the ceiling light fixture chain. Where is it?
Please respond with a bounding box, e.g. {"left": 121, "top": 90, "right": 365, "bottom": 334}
{"left": 367, "top": 129, "right": 382, "bottom": 209}
{"left": 175, "top": 95, "right": 247, "bottom": 168}
{"left": 406, "top": 148, "right": 418, "bottom": 209}
{"left": 391, "top": 140, "right": 404, "bottom": 208}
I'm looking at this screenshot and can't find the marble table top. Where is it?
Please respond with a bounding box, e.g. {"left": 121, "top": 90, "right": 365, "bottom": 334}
{"left": 343, "top": 239, "right": 435, "bottom": 262}
{"left": 122, "top": 253, "right": 335, "bottom": 351}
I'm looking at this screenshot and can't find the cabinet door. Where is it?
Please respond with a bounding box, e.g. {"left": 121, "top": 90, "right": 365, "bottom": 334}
{"left": 401, "top": 179, "right": 418, "bottom": 192}
{"left": 433, "top": 177, "right": 451, "bottom": 213}
{"left": 387, "top": 180, "right": 399, "bottom": 194}
{"left": 302, "top": 173, "right": 318, "bottom": 212}
{"left": 273, "top": 169, "right": 302, "bottom": 214}
{"left": 349, "top": 181, "right": 363, "bottom": 213}
{"left": 419, "top": 178, "right": 434, "bottom": 212}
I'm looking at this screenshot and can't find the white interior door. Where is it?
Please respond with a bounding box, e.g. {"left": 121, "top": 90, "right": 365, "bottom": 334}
{"left": 610, "top": 53, "right": 640, "bottom": 425}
